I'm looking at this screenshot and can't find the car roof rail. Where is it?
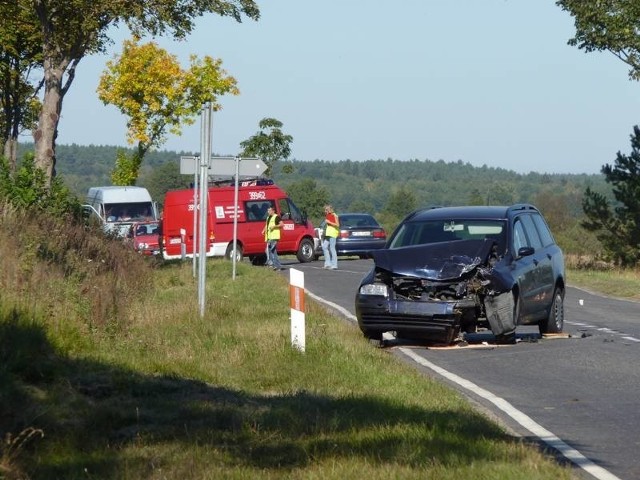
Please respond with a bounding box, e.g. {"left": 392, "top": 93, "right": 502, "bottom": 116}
{"left": 508, "top": 203, "right": 538, "bottom": 213}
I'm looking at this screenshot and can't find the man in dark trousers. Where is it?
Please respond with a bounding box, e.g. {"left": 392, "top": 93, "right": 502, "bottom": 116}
{"left": 261, "top": 206, "right": 283, "bottom": 270}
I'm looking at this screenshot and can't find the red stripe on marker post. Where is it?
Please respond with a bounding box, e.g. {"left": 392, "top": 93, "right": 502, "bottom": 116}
{"left": 289, "top": 268, "right": 305, "bottom": 352}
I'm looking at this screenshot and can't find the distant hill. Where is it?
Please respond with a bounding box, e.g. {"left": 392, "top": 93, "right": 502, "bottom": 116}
{"left": 17, "top": 143, "right": 608, "bottom": 218}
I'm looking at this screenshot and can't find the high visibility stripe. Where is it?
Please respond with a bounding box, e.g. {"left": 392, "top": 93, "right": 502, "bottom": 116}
{"left": 289, "top": 284, "right": 305, "bottom": 312}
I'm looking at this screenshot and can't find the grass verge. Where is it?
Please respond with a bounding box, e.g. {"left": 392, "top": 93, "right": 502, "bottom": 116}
{"left": 1, "top": 260, "right": 575, "bottom": 479}
{"left": 568, "top": 267, "right": 640, "bottom": 300}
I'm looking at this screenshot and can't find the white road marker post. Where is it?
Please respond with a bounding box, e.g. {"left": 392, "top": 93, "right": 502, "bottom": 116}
{"left": 289, "top": 268, "right": 306, "bottom": 352}
{"left": 180, "top": 228, "right": 186, "bottom": 261}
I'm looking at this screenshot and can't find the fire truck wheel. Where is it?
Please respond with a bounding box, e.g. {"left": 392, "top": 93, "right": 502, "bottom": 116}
{"left": 225, "top": 243, "right": 243, "bottom": 262}
{"left": 296, "top": 238, "right": 315, "bottom": 263}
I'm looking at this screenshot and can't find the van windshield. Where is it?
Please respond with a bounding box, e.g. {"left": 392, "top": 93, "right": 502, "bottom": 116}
{"left": 105, "top": 202, "right": 156, "bottom": 222}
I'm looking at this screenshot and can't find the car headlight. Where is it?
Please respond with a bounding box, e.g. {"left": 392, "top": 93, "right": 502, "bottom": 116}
{"left": 359, "top": 283, "right": 389, "bottom": 297}
{"left": 137, "top": 243, "right": 148, "bottom": 250}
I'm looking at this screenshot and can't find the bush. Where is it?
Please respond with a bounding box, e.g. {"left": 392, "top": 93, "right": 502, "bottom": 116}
{"left": 0, "top": 154, "right": 82, "bottom": 219}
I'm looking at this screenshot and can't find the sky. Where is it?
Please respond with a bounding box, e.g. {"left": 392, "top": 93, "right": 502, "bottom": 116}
{"left": 55, "top": 0, "right": 640, "bottom": 175}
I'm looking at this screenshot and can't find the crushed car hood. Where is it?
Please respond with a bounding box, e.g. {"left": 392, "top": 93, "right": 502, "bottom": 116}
{"left": 370, "top": 239, "right": 496, "bottom": 281}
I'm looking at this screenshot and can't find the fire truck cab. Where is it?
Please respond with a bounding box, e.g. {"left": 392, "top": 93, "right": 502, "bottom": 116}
{"left": 162, "top": 179, "right": 316, "bottom": 264}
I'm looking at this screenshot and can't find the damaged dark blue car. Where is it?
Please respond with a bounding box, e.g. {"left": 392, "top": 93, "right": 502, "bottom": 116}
{"left": 355, "top": 204, "right": 565, "bottom": 346}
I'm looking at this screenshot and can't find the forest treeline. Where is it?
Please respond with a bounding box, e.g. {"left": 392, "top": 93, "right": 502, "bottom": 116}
{"left": 18, "top": 142, "right": 611, "bottom": 257}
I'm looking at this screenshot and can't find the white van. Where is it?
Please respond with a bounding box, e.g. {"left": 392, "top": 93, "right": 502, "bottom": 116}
{"left": 84, "top": 186, "right": 158, "bottom": 236}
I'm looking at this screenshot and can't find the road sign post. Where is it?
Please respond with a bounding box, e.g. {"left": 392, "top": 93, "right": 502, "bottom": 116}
{"left": 197, "top": 105, "right": 212, "bottom": 317}
{"left": 179, "top": 154, "right": 267, "bottom": 281}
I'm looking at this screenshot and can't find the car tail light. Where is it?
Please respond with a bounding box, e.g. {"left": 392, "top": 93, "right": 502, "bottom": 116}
{"left": 340, "top": 230, "right": 349, "bottom": 238}
{"left": 373, "top": 229, "right": 386, "bottom": 238}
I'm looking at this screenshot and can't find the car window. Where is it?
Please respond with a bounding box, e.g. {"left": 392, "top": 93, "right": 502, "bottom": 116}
{"left": 389, "top": 219, "right": 506, "bottom": 252}
{"left": 520, "top": 214, "right": 543, "bottom": 250}
{"left": 245, "top": 201, "right": 271, "bottom": 222}
{"left": 513, "top": 219, "right": 528, "bottom": 252}
{"left": 531, "top": 213, "right": 555, "bottom": 247}
{"left": 341, "top": 215, "right": 379, "bottom": 228}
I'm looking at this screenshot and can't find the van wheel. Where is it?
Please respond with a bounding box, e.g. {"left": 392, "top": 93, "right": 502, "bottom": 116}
{"left": 225, "top": 243, "right": 243, "bottom": 262}
{"left": 296, "top": 238, "right": 315, "bottom": 263}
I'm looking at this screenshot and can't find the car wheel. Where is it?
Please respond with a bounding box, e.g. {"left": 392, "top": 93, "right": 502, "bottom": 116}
{"left": 296, "top": 238, "right": 315, "bottom": 263}
{"left": 539, "top": 287, "right": 564, "bottom": 335}
{"left": 225, "top": 243, "right": 243, "bottom": 262}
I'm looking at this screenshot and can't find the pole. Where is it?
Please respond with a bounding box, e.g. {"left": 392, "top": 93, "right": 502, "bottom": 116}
{"left": 198, "top": 104, "right": 212, "bottom": 317}
{"left": 232, "top": 156, "right": 240, "bottom": 280}
{"left": 192, "top": 155, "right": 199, "bottom": 278}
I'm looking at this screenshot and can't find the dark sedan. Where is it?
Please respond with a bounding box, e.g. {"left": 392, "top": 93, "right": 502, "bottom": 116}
{"left": 355, "top": 204, "right": 565, "bottom": 346}
{"left": 314, "top": 213, "right": 387, "bottom": 259}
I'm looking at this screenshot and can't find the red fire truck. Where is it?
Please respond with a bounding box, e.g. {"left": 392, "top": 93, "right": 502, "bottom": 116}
{"left": 161, "top": 180, "right": 316, "bottom": 264}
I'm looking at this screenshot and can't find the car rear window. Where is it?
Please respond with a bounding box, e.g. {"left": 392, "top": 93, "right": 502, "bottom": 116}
{"left": 340, "top": 215, "right": 379, "bottom": 228}
{"left": 389, "top": 219, "right": 506, "bottom": 253}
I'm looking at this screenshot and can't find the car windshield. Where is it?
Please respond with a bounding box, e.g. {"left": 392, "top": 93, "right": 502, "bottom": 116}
{"left": 388, "top": 219, "right": 506, "bottom": 253}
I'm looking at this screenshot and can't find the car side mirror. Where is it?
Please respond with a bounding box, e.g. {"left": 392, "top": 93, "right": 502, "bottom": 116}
{"left": 517, "top": 246, "right": 535, "bottom": 258}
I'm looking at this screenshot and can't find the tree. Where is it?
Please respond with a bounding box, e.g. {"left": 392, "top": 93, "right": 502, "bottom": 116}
{"left": 468, "top": 188, "right": 485, "bottom": 206}
{"left": 7, "top": 0, "right": 259, "bottom": 187}
{"left": 140, "top": 160, "right": 188, "bottom": 208}
{"left": 383, "top": 186, "right": 417, "bottom": 218}
{"left": 0, "top": 1, "right": 42, "bottom": 170}
{"left": 581, "top": 125, "right": 640, "bottom": 266}
{"left": 239, "top": 117, "right": 293, "bottom": 177}
{"left": 557, "top": 1, "right": 640, "bottom": 80}
{"left": 486, "top": 183, "right": 515, "bottom": 205}
{"left": 98, "top": 38, "right": 239, "bottom": 185}
{"left": 284, "top": 178, "right": 329, "bottom": 223}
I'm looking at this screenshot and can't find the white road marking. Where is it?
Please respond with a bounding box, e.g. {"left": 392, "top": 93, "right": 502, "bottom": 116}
{"left": 568, "top": 321, "right": 640, "bottom": 344}
{"left": 399, "top": 348, "right": 621, "bottom": 480}
{"left": 306, "top": 289, "right": 622, "bottom": 480}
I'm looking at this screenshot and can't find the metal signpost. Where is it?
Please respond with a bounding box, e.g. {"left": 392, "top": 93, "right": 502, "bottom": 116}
{"left": 197, "top": 105, "right": 212, "bottom": 317}
{"left": 179, "top": 113, "right": 267, "bottom": 313}
{"left": 179, "top": 154, "right": 200, "bottom": 278}
{"left": 230, "top": 156, "right": 267, "bottom": 279}
{"left": 180, "top": 154, "right": 267, "bottom": 280}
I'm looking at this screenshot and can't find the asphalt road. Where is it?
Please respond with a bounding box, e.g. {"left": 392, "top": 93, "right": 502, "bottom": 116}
{"left": 279, "top": 257, "right": 640, "bottom": 480}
